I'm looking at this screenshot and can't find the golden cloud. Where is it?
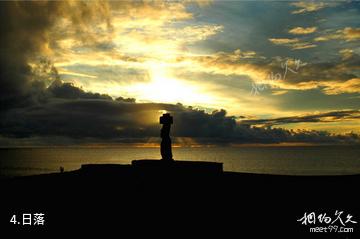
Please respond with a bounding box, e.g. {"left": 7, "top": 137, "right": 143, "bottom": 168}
{"left": 182, "top": 49, "right": 269, "bottom": 81}
{"left": 314, "top": 36, "right": 329, "bottom": 42}
{"left": 339, "top": 49, "right": 354, "bottom": 60}
{"left": 271, "top": 90, "right": 288, "bottom": 96}
{"left": 268, "top": 38, "right": 299, "bottom": 45}
{"left": 291, "top": 42, "right": 317, "bottom": 50}
{"left": 183, "top": 47, "right": 360, "bottom": 96}
{"left": 343, "top": 27, "right": 360, "bottom": 41}
{"left": 314, "top": 27, "right": 360, "bottom": 42}
{"left": 53, "top": 0, "right": 222, "bottom": 65}
{"left": 290, "top": 2, "right": 331, "bottom": 14}
{"left": 267, "top": 74, "right": 360, "bottom": 96}
{"left": 321, "top": 78, "right": 360, "bottom": 95}
{"left": 265, "top": 53, "right": 360, "bottom": 94}
{"left": 268, "top": 38, "right": 316, "bottom": 50}
{"left": 289, "top": 27, "right": 317, "bottom": 35}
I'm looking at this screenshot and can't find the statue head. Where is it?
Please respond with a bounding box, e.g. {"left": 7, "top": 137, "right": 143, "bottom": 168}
{"left": 160, "top": 113, "right": 173, "bottom": 125}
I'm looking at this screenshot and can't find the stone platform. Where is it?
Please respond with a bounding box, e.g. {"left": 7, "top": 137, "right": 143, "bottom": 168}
{"left": 79, "top": 160, "right": 223, "bottom": 176}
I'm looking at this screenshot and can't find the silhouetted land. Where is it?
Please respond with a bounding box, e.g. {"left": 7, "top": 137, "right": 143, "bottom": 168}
{"left": 1, "top": 160, "right": 359, "bottom": 238}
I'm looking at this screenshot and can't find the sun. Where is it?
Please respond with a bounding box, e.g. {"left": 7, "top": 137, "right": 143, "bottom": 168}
{"left": 127, "top": 62, "right": 214, "bottom": 106}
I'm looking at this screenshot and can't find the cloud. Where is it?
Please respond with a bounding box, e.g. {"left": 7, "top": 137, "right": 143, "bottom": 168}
{"left": 268, "top": 51, "right": 360, "bottom": 93}
{"left": 321, "top": 78, "right": 360, "bottom": 95}
{"left": 0, "top": 1, "right": 113, "bottom": 111}
{"left": 289, "top": 27, "right": 317, "bottom": 35}
{"left": 177, "top": 48, "right": 268, "bottom": 79}
{"left": 271, "top": 90, "right": 288, "bottom": 96}
{"left": 268, "top": 38, "right": 316, "bottom": 50}
{"left": 0, "top": 81, "right": 237, "bottom": 140}
{"left": 339, "top": 49, "right": 354, "bottom": 60}
{"left": 48, "top": 79, "right": 112, "bottom": 100}
{"left": 240, "top": 110, "right": 360, "bottom": 126}
{"left": 290, "top": 42, "right": 317, "bottom": 50}
{"left": 177, "top": 24, "right": 224, "bottom": 42}
{"left": 268, "top": 38, "right": 299, "bottom": 45}
{"left": 178, "top": 45, "right": 360, "bottom": 96}
{"left": 290, "top": 2, "right": 333, "bottom": 14}
{"left": 0, "top": 80, "right": 358, "bottom": 145}
{"left": 343, "top": 27, "right": 360, "bottom": 41}
{"left": 314, "top": 27, "right": 360, "bottom": 42}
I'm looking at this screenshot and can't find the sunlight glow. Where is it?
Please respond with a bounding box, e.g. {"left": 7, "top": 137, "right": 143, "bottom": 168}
{"left": 127, "top": 62, "right": 215, "bottom": 105}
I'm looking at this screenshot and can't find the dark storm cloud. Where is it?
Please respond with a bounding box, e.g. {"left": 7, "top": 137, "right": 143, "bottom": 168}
{"left": 240, "top": 110, "right": 360, "bottom": 126}
{"left": 0, "top": 80, "right": 236, "bottom": 140}
{"left": 48, "top": 80, "right": 112, "bottom": 100}
{"left": 0, "top": 1, "right": 111, "bottom": 110}
{"left": 0, "top": 80, "right": 359, "bottom": 145}
{"left": 0, "top": 1, "right": 52, "bottom": 109}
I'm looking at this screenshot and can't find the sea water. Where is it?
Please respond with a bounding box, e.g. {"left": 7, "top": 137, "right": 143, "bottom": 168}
{"left": 1, "top": 146, "right": 359, "bottom": 177}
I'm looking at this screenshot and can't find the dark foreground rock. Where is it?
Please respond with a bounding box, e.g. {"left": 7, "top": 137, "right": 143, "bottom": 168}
{"left": 1, "top": 160, "right": 359, "bottom": 238}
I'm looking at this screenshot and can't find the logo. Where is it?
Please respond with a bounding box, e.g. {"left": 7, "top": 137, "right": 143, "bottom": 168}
{"left": 297, "top": 210, "right": 357, "bottom": 233}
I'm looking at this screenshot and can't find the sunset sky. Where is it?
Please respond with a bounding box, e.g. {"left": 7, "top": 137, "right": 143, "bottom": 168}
{"left": 1, "top": 1, "right": 360, "bottom": 146}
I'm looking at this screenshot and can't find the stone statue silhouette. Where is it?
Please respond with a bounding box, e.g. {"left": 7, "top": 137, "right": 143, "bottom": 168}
{"left": 160, "top": 113, "right": 173, "bottom": 161}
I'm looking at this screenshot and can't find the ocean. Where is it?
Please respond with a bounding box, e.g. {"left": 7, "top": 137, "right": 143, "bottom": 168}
{"left": 1, "top": 146, "right": 359, "bottom": 177}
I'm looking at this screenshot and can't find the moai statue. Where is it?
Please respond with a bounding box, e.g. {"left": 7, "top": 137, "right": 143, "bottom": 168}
{"left": 160, "top": 113, "right": 173, "bottom": 161}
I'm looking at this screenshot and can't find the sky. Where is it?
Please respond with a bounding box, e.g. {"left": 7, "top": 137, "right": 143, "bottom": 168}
{"left": 0, "top": 0, "right": 360, "bottom": 146}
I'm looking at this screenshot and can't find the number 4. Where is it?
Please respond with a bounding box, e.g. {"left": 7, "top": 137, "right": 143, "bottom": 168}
{"left": 10, "top": 215, "right": 17, "bottom": 224}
